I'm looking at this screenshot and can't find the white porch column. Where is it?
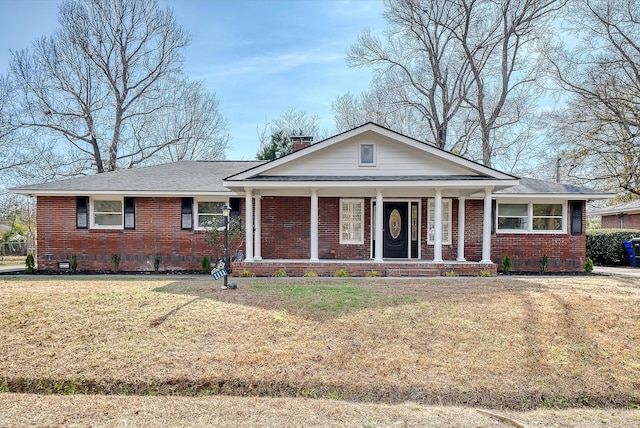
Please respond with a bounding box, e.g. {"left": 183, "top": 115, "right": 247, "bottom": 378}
{"left": 244, "top": 188, "right": 254, "bottom": 262}
{"left": 433, "top": 188, "right": 443, "bottom": 262}
{"left": 310, "top": 188, "right": 319, "bottom": 262}
{"left": 481, "top": 187, "right": 493, "bottom": 263}
{"left": 457, "top": 196, "right": 466, "bottom": 261}
{"left": 254, "top": 195, "right": 262, "bottom": 261}
{"left": 374, "top": 188, "right": 384, "bottom": 262}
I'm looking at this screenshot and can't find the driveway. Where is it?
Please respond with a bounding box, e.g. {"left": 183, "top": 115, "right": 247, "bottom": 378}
{"left": 595, "top": 265, "right": 640, "bottom": 278}
{"left": 0, "top": 265, "right": 25, "bottom": 274}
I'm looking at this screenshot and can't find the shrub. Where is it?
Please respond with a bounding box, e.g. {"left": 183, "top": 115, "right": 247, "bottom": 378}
{"left": 587, "top": 228, "right": 640, "bottom": 266}
{"left": 240, "top": 270, "right": 255, "bottom": 277}
{"left": 273, "top": 268, "right": 287, "bottom": 277}
{"left": 25, "top": 253, "right": 35, "bottom": 273}
{"left": 71, "top": 254, "right": 78, "bottom": 272}
{"left": 501, "top": 254, "right": 512, "bottom": 274}
{"left": 479, "top": 269, "right": 493, "bottom": 277}
{"left": 539, "top": 254, "right": 549, "bottom": 273}
{"left": 153, "top": 253, "right": 161, "bottom": 273}
{"left": 111, "top": 254, "right": 120, "bottom": 272}
{"left": 303, "top": 270, "right": 318, "bottom": 277}
{"left": 445, "top": 270, "right": 457, "bottom": 277}
{"left": 334, "top": 269, "right": 349, "bottom": 277}
{"left": 366, "top": 270, "right": 381, "bottom": 277}
{"left": 584, "top": 257, "right": 594, "bottom": 273}
{"left": 201, "top": 256, "right": 211, "bottom": 273}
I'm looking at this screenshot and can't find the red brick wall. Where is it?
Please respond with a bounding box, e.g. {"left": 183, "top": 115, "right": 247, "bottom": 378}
{"left": 260, "top": 196, "right": 372, "bottom": 260}
{"left": 492, "top": 233, "right": 585, "bottom": 272}
{"left": 492, "top": 201, "right": 587, "bottom": 272}
{"left": 260, "top": 196, "right": 310, "bottom": 259}
{"left": 36, "top": 196, "right": 226, "bottom": 272}
{"left": 35, "top": 195, "right": 587, "bottom": 273}
{"left": 602, "top": 213, "right": 640, "bottom": 229}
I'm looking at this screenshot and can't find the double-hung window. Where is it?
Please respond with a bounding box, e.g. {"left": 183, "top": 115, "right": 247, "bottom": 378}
{"left": 497, "top": 203, "right": 528, "bottom": 230}
{"left": 196, "top": 200, "right": 225, "bottom": 230}
{"left": 92, "top": 199, "right": 123, "bottom": 229}
{"left": 340, "top": 199, "right": 364, "bottom": 244}
{"left": 427, "top": 199, "right": 452, "bottom": 244}
{"left": 497, "top": 201, "right": 565, "bottom": 233}
{"left": 532, "top": 204, "right": 564, "bottom": 231}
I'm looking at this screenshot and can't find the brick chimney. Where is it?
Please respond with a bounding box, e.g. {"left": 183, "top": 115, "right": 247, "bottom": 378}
{"left": 291, "top": 135, "right": 313, "bottom": 152}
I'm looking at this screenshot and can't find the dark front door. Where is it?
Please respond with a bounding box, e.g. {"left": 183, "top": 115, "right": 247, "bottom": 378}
{"left": 383, "top": 202, "right": 409, "bottom": 258}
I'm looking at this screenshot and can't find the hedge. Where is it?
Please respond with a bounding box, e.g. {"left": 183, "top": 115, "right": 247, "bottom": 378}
{"left": 586, "top": 228, "right": 640, "bottom": 266}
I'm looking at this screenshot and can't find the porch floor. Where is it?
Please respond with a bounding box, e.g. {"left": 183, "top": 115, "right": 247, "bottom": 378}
{"left": 232, "top": 259, "right": 497, "bottom": 277}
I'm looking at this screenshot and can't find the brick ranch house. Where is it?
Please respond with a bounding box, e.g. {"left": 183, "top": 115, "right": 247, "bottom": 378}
{"left": 589, "top": 200, "right": 640, "bottom": 230}
{"left": 10, "top": 123, "right": 611, "bottom": 276}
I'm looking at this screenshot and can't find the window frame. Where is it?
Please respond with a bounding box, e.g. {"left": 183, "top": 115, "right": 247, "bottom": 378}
{"left": 340, "top": 198, "right": 364, "bottom": 245}
{"left": 496, "top": 200, "right": 567, "bottom": 234}
{"left": 358, "top": 142, "right": 376, "bottom": 167}
{"left": 427, "top": 198, "right": 452, "bottom": 245}
{"left": 90, "top": 197, "right": 124, "bottom": 230}
{"left": 194, "top": 199, "right": 228, "bottom": 231}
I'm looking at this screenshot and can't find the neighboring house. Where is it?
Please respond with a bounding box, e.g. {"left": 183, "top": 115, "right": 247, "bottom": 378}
{"left": 589, "top": 200, "right": 640, "bottom": 230}
{"left": 10, "top": 123, "right": 611, "bottom": 275}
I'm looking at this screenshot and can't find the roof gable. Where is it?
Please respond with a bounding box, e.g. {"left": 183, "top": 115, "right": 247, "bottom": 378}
{"left": 226, "top": 123, "right": 516, "bottom": 182}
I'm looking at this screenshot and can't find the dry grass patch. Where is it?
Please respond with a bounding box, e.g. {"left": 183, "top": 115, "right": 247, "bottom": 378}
{"left": 1, "top": 394, "right": 639, "bottom": 428}
{"left": 0, "top": 276, "right": 639, "bottom": 410}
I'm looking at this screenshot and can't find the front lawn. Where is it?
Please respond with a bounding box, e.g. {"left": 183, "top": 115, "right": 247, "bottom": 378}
{"left": 0, "top": 276, "right": 638, "bottom": 417}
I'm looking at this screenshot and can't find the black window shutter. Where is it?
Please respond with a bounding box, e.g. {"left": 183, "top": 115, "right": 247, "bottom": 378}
{"left": 76, "top": 197, "right": 89, "bottom": 229}
{"left": 181, "top": 197, "right": 193, "bottom": 230}
{"left": 491, "top": 200, "right": 497, "bottom": 234}
{"left": 229, "top": 197, "right": 241, "bottom": 214}
{"left": 571, "top": 201, "right": 583, "bottom": 235}
{"left": 124, "top": 197, "right": 135, "bottom": 230}
{"left": 229, "top": 197, "right": 241, "bottom": 221}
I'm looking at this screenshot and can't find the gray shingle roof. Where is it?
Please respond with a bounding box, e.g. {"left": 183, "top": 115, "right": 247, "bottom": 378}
{"left": 590, "top": 200, "right": 640, "bottom": 215}
{"left": 10, "top": 161, "right": 611, "bottom": 199}
{"left": 494, "top": 177, "right": 609, "bottom": 197}
{"left": 9, "top": 161, "right": 265, "bottom": 194}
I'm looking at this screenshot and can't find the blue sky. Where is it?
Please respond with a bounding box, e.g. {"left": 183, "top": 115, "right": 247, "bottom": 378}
{"left": 0, "top": 0, "right": 386, "bottom": 159}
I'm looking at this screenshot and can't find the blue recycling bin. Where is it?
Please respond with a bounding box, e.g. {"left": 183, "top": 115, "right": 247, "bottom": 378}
{"left": 624, "top": 241, "right": 635, "bottom": 267}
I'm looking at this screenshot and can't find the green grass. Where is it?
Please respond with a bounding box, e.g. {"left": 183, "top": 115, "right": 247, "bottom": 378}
{"left": 252, "top": 284, "right": 375, "bottom": 313}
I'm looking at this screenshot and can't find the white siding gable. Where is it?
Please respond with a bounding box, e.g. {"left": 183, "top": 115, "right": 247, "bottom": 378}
{"left": 262, "top": 133, "right": 477, "bottom": 177}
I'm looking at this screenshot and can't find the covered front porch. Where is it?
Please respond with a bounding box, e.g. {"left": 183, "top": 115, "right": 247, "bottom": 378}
{"left": 222, "top": 124, "right": 520, "bottom": 276}
{"left": 232, "top": 186, "right": 499, "bottom": 270}
{"left": 232, "top": 259, "right": 498, "bottom": 277}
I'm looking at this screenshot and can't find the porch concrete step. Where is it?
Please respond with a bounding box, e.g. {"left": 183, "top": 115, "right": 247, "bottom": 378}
{"left": 384, "top": 268, "right": 440, "bottom": 277}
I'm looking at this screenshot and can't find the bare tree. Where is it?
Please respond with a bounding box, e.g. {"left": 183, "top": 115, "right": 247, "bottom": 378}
{"left": 2, "top": 0, "right": 229, "bottom": 175}
{"left": 456, "top": 0, "right": 564, "bottom": 167}
{"left": 0, "top": 76, "right": 29, "bottom": 173}
{"left": 347, "top": 0, "right": 471, "bottom": 151}
{"left": 547, "top": 0, "right": 640, "bottom": 196}
{"left": 346, "top": 0, "right": 563, "bottom": 167}
{"left": 332, "top": 84, "right": 435, "bottom": 145}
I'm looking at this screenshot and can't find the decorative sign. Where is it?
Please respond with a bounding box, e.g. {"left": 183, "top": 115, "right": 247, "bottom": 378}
{"left": 389, "top": 208, "right": 402, "bottom": 240}
{"left": 211, "top": 268, "right": 227, "bottom": 280}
